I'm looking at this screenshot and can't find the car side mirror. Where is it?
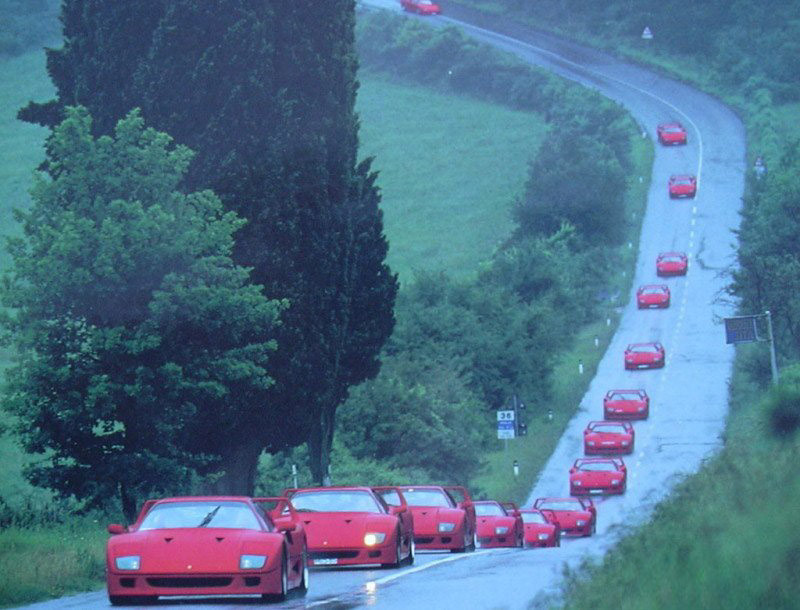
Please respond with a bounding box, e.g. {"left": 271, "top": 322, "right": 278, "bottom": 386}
{"left": 108, "top": 524, "right": 126, "bottom": 535}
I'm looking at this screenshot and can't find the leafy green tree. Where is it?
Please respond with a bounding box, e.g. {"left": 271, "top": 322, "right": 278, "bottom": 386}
{"left": 20, "top": 0, "right": 398, "bottom": 487}
{"left": 1, "top": 107, "right": 284, "bottom": 520}
{"left": 514, "top": 128, "right": 627, "bottom": 244}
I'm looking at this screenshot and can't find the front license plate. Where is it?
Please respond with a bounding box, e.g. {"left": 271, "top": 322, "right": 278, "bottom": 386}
{"left": 638, "top": 364, "right": 648, "bottom": 368}
{"left": 590, "top": 489, "right": 603, "bottom": 494}
{"left": 313, "top": 558, "right": 338, "bottom": 566}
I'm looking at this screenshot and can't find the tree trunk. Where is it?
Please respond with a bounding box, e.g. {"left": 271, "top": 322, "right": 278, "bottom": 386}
{"left": 308, "top": 406, "right": 335, "bottom": 485}
{"left": 120, "top": 482, "right": 138, "bottom": 524}
{"left": 207, "top": 437, "right": 264, "bottom": 496}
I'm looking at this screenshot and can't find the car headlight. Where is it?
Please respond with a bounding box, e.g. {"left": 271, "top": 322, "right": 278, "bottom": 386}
{"left": 612, "top": 479, "right": 620, "bottom": 485}
{"left": 587, "top": 441, "right": 595, "bottom": 446}
{"left": 240, "top": 555, "right": 267, "bottom": 570}
{"left": 573, "top": 480, "right": 582, "bottom": 486}
{"left": 638, "top": 406, "right": 645, "bottom": 411}
{"left": 537, "top": 533, "right": 549, "bottom": 541}
{"left": 576, "top": 520, "right": 586, "bottom": 526}
{"left": 438, "top": 522, "right": 456, "bottom": 533}
{"left": 363, "top": 532, "right": 387, "bottom": 546}
{"left": 621, "top": 441, "right": 630, "bottom": 446}
{"left": 495, "top": 526, "right": 509, "bottom": 535}
{"left": 115, "top": 556, "right": 141, "bottom": 570}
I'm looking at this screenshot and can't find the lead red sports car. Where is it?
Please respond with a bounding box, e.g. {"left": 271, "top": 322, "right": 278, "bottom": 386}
{"left": 570, "top": 457, "right": 627, "bottom": 496}
{"left": 519, "top": 509, "right": 560, "bottom": 548}
{"left": 604, "top": 389, "right": 649, "bottom": 420}
{"left": 637, "top": 284, "right": 671, "bottom": 309}
{"left": 400, "top": 0, "right": 441, "bottom": 14}
{"left": 656, "top": 252, "right": 688, "bottom": 277}
{"left": 473, "top": 501, "right": 523, "bottom": 548}
{"left": 532, "top": 497, "right": 596, "bottom": 537}
{"left": 624, "top": 342, "right": 665, "bottom": 369}
{"left": 657, "top": 121, "right": 687, "bottom": 145}
{"left": 284, "top": 486, "right": 414, "bottom": 568}
{"left": 384, "top": 485, "right": 477, "bottom": 552}
{"left": 106, "top": 496, "right": 308, "bottom": 606}
{"left": 584, "top": 420, "right": 635, "bottom": 454}
{"left": 668, "top": 174, "right": 697, "bottom": 198}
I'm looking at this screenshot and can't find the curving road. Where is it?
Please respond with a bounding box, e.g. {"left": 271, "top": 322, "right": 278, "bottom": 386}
{"left": 22, "top": 3, "right": 745, "bottom": 609}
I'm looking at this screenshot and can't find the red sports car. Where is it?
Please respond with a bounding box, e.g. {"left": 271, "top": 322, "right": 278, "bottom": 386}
{"left": 519, "top": 509, "right": 560, "bottom": 548}
{"left": 400, "top": 0, "right": 441, "bottom": 14}
{"left": 285, "top": 486, "right": 414, "bottom": 568}
{"left": 624, "top": 342, "right": 665, "bottom": 369}
{"left": 656, "top": 251, "right": 688, "bottom": 277}
{"left": 385, "top": 485, "right": 477, "bottom": 552}
{"left": 657, "top": 121, "right": 687, "bottom": 145}
{"left": 106, "top": 496, "right": 308, "bottom": 606}
{"left": 473, "top": 501, "right": 523, "bottom": 548}
{"left": 637, "top": 284, "right": 670, "bottom": 309}
{"left": 584, "top": 420, "right": 635, "bottom": 454}
{"left": 604, "top": 389, "right": 649, "bottom": 420}
{"left": 668, "top": 174, "right": 697, "bottom": 198}
{"left": 570, "top": 457, "right": 627, "bottom": 496}
{"left": 532, "top": 497, "right": 596, "bottom": 537}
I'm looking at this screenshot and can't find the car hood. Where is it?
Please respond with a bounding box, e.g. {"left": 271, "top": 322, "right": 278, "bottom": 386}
{"left": 476, "top": 516, "right": 516, "bottom": 535}
{"left": 298, "top": 512, "right": 395, "bottom": 548}
{"left": 107, "top": 528, "right": 279, "bottom": 573}
{"left": 546, "top": 510, "right": 591, "bottom": 526}
{"left": 572, "top": 471, "right": 622, "bottom": 483}
{"left": 523, "top": 523, "right": 555, "bottom": 537}
{"left": 586, "top": 432, "right": 630, "bottom": 443}
{"left": 408, "top": 506, "right": 464, "bottom": 533}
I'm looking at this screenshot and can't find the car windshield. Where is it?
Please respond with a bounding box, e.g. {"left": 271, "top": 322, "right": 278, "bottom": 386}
{"left": 521, "top": 512, "right": 548, "bottom": 525}
{"left": 290, "top": 490, "right": 383, "bottom": 513}
{"left": 577, "top": 462, "right": 618, "bottom": 472}
{"left": 537, "top": 500, "right": 582, "bottom": 511}
{"left": 674, "top": 177, "right": 693, "bottom": 185}
{"left": 629, "top": 345, "right": 657, "bottom": 353}
{"left": 401, "top": 489, "right": 455, "bottom": 508}
{"left": 139, "top": 501, "right": 261, "bottom": 530}
{"left": 662, "top": 255, "right": 684, "bottom": 262}
{"left": 591, "top": 423, "right": 625, "bottom": 433}
{"left": 475, "top": 503, "right": 505, "bottom": 517}
{"left": 664, "top": 125, "right": 683, "bottom": 132}
{"left": 610, "top": 391, "right": 642, "bottom": 401}
{"left": 641, "top": 286, "right": 665, "bottom": 294}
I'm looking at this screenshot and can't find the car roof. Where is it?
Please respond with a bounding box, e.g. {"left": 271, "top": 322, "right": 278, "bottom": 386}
{"left": 289, "top": 486, "right": 376, "bottom": 493}
{"left": 150, "top": 496, "right": 253, "bottom": 503}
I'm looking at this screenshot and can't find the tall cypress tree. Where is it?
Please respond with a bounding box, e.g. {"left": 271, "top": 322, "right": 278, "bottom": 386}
{"left": 19, "top": 0, "right": 397, "bottom": 492}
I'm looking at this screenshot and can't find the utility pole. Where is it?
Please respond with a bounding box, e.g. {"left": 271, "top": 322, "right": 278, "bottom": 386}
{"left": 765, "top": 310, "right": 779, "bottom": 384}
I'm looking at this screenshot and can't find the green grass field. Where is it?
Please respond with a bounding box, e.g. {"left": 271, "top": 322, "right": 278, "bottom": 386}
{"left": 357, "top": 71, "right": 544, "bottom": 282}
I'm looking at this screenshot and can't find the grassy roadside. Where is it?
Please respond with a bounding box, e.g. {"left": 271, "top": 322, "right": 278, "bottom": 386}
{"left": 473, "top": 133, "right": 653, "bottom": 503}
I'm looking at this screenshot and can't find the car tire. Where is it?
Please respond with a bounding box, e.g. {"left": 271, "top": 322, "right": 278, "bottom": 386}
{"left": 297, "top": 545, "right": 309, "bottom": 595}
{"left": 386, "top": 530, "right": 404, "bottom": 569}
{"left": 404, "top": 538, "right": 416, "bottom": 566}
{"left": 109, "top": 596, "right": 157, "bottom": 607}
{"left": 262, "top": 549, "right": 289, "bottom": 602}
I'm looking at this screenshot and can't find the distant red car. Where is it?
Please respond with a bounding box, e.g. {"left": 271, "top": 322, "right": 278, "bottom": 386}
{"left": 570, "top": 457, "right": 627, "bottom": 496}
{"left": 668, "top": 174, "right": 697, "bottom": 198}
{"left": 637, "top": 284, "right": 671, "bottom": 309}
{"left": 656, "top": 251, "right": 688, "bottom": 277}
{"left": 584, "top": 420, "right": 635, "bottom": 454}
{"left": 657, "top": 121, "right": 687, "bottom": 145}
{"left": 106, "top": 496, "right": 308, "bottom": 606}
{"left": 532, "top": 497, "right": 596, "bottom": 537}
{"left": 604, "top": 389, "right": 649, "bottom": 420}
{"left": 473, "top": 501, "right": 523, "bottom": 548}
{"left": 381, "top": 485, "right": 477, "bottom": 552}
{"left": 519, "top": 509, "right": 560, "bottom": 548}
{"left": 285, "top": 486, "right": 414, "bottom": 568}
{"left": 624, "top": 342, "right": 665, "bottom": 369}
{"left": 400, "top": 0, "right": 441, "bottom": 14}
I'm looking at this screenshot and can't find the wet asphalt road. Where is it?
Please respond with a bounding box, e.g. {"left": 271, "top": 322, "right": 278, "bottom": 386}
{"left": 20, "top": 3, "right": 745, "bottom": 609}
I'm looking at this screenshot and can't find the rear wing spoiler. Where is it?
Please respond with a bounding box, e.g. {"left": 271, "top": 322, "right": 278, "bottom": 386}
{"left": 372, "top": 486, "right": 409, "bottom": 509}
